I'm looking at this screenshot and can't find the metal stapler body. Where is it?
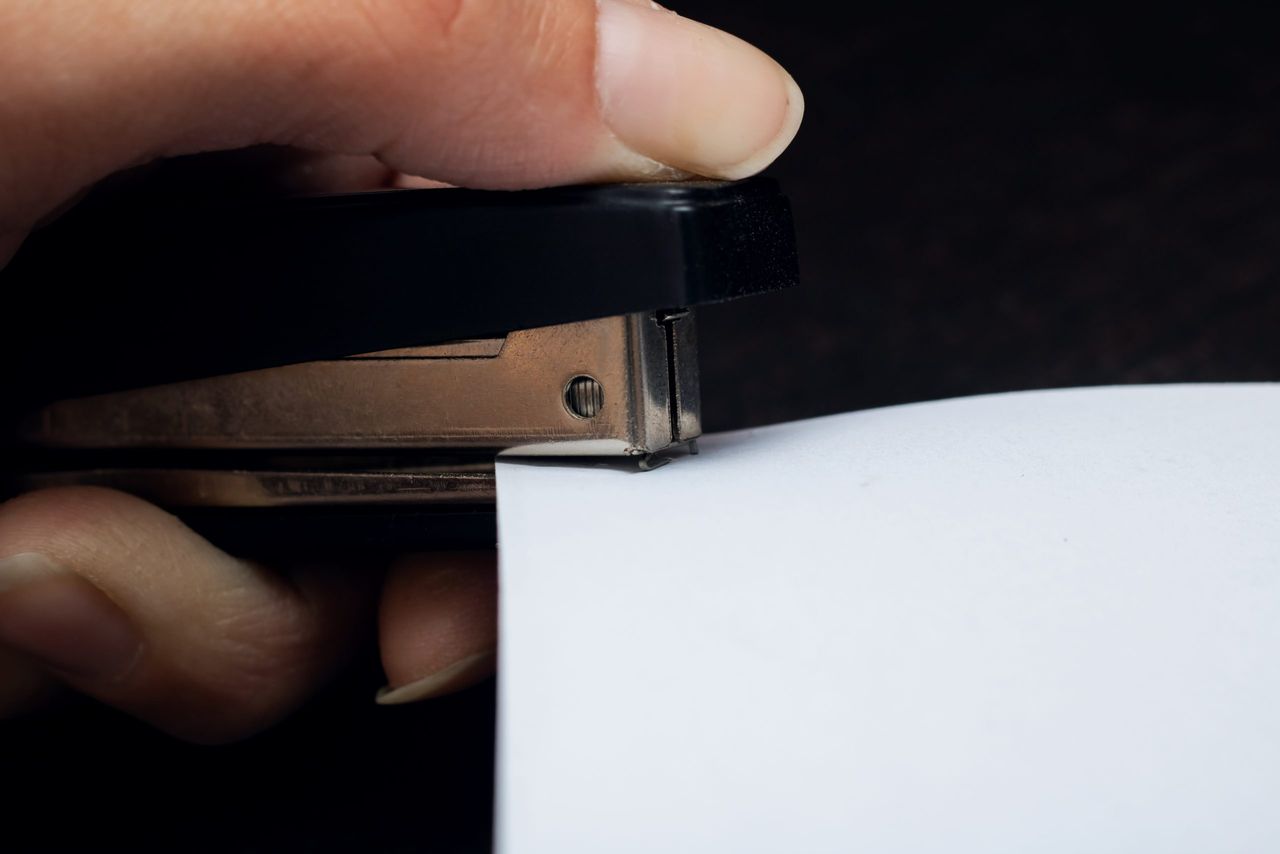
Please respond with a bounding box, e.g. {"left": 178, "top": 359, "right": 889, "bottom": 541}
{"left": 1, "top": 178, "right": 797, "bottom": 548}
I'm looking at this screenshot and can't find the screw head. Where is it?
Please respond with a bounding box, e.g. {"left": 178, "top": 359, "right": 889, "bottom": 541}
{"left": 564, "top": 375, "right": 604, "bottom": 418}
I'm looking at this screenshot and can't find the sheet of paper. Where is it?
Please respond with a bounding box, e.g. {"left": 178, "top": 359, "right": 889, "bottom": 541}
{"left": 496, "top": 384, "right": 1280, "bottom": 854}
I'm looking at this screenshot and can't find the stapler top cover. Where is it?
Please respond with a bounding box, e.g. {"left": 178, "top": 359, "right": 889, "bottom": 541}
{"left": 2, "top": 177, "right": 798, "bottom": 405}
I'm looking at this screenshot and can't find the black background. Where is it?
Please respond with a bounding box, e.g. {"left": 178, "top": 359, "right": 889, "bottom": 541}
{"left": 697, "top": 3, "right": 1280, "bottom": 430}
{"left": 6, "top": 4, "right": 1280, "bottom": 851}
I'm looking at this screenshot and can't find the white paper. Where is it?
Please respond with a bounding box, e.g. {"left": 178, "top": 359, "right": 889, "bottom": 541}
{"left": 496, "top": 384, "right": 1280, "bottom": 854}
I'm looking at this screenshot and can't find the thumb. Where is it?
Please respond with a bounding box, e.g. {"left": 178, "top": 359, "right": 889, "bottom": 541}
{"left": 0, "top": 0, "right": 803, "bottom": 232}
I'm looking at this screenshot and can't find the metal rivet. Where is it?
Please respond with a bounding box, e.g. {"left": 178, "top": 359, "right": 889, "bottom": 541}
{"left": 564, "top": 375, "right": 604, "bottom": 418}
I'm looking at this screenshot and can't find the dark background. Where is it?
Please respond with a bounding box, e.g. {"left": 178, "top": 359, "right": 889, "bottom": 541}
{"left": 6, "top": 4, "right": 1280, "bottom": 851}
{"left": 698, "top": 3, "right": 1280, "bottom": 429}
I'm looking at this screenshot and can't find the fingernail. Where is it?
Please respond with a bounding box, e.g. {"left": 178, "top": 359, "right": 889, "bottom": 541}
{"left": 375, "top": 650, "right": 496, "bottom": 706}
{"left": 595, "top": 0, "right": 804, "bottom": 179}
{"left": 0, "top": 553, "right": 143, "bottom": 683}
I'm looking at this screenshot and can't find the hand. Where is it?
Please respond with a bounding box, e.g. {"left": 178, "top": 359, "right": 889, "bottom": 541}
{"left": 0, "top": 0, "right": 802, "bottom": 743}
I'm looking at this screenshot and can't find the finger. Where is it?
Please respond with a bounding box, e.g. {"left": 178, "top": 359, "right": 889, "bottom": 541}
{"left": 0, "top": 487, "right": 373, "bottom": 744}
{"left": 377, "top": 552, "right": 497, "bottom": 705}
{"left": 0, "top": 0, "right": 803, "bottom": 233}
{"left": 276, "top": 152, "right": 399, "bottom": 194}
{"left": 253, "top": 151, "right": 448, "bottom": 190}
{"left": 262, "top": 150, "right": 449, "bottom": 192}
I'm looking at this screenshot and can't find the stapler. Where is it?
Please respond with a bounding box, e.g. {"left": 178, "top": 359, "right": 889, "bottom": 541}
{"left": 1, "top": 178, "right": 797, "bottom": 550}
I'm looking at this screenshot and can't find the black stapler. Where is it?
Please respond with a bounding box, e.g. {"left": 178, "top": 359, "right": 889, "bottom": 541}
{"left": 1, "top": 178, "right": 797, "bottom": 550}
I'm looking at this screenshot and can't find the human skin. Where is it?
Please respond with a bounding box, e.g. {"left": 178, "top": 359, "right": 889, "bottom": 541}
{"left": 0, "top": 0, "right": 802, "bottom": 742}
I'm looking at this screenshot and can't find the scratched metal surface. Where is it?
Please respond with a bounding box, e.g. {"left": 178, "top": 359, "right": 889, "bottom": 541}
{"left": 5, "top": 5, "right": 1280, "bottom": 852}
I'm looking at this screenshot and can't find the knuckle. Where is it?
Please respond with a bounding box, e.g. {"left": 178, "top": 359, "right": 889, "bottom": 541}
{"left": 0, "top": 487, "right": 172, "bottom": 566}
{"left": 209, "top": 588, "right": 322, "bottom": 686}
{"left": 135, "top": 576, "right": 332, "bottom": 744}
{"left": 348, "top": 0, "right": 474, "bottom": 57}
{"left": 348, "top": 0, "right": 584, "bottom": 73}
{"left": 422, "top": 0, "right": 471, "bottom": 38}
